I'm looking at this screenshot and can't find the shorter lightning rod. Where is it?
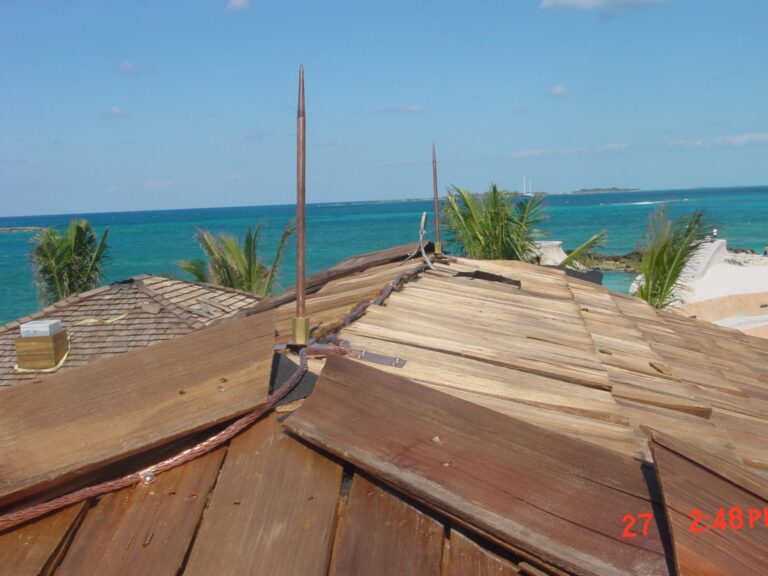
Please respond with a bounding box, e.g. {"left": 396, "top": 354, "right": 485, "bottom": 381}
{"left": 432, "top": 142, "right": 442, "bottom": 255}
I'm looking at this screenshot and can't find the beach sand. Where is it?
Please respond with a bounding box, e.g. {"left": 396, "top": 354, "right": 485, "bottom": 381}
{"left": 682, "top": 252, "right": 768, "bottom": 302}
{"left": 675, "top": 249, "right": 768, "bottom": 338}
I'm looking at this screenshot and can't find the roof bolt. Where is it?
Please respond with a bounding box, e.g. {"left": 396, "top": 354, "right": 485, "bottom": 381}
{"left": 140, "top": 471, "right": 155, "bottom": 484}
{"left": 431, "top": 435, "right": 442, "bottom": 444}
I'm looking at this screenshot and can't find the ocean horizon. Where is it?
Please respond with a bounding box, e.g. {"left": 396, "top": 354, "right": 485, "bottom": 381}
{"left": 2, "top": 185, "right": 767, "bottom": 325}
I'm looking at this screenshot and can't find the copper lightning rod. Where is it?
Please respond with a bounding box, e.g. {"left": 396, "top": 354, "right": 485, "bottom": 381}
{"left": 292, "top": 65, "right": 309, "bottom": 344}
{"left": 432, "top": 142, "right": 442, "bottom": 254}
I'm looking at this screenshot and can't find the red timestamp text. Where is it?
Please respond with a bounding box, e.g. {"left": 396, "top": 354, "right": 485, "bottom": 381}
{"left": 689, "top": 507, "right": 768, "bottom": 533}
{"left": 621, "top": 507, "right": 768, "bottom": 538}
{"left": 621, "top": 513, "right": 654, "bottom": 538}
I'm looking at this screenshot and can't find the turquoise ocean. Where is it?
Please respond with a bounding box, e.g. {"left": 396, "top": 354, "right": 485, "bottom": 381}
{"left": 1, "top": 186, "right": 766, "bottom": 325}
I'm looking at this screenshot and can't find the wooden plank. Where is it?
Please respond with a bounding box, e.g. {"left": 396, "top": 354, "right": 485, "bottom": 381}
{"left": 686, "top": 384, "right": 768, "bottom": 420}
{"left": 519, "top": 562, "right": 556, "bottom": 576}
{"left": 606, "top": 367, "right": 698, "bottom": 400}
{"left": 0, "top": 310, "right": 274, "bottom": 508}
{"left": 244, "top": 244, "right": 421, "bottom": 315}
{"left": 344, "top": 311, "right": 612, "bottom": 391}
{"left": 55, "top": 448, "right": 225, "bottom": 576}
{"left": 711, "top": 408, "right": 768, "bottom": 472}
{"left": 184, "top": 415, "right": 342, "bottom": 576}
{"left": 617, "top": 400, "right": 738, "bottom": 464}
{"left": 410, "top": 273, "right": 583, "bottom": 318}
{"left": 270, "top": 260, "right": 424, "bottom": 342}
{"left": 328, "top": 474, "right": 443, "bottom": 576}
{"left": 382, "top": 289, "right": 596, "bottom": 352}
{"left": 446, "top": 529, "right": 521, "bottom": 575}
{"left": 644, "top": 427, "right": 768, "bottom": 500}
{"left": 411, "top": 275, "right": 584, "bottom": 321}
{"left": 341, "top": 333, "right": 629, "bottom": 426}
{"left": 285, "top": 356, "right": 671, "bottom": 576}
{"left": 0, "top": 503, "right": 86, "bottom": 576}
{"left": 650, "top": 440, "right": 768, "bottom": 576}
{"left": 440, "top": 386, "right": 643, "bottom": 458}
{"left": 611, "top": 383, "right": 712, "bottom": 418}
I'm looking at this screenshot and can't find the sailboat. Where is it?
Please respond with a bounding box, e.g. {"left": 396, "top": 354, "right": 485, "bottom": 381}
{"left": 522, "top": 176, "right": 534, "bottom": 197}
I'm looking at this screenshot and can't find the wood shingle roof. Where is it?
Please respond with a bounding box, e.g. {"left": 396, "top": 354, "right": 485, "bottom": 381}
{"left": 0, "top": 275, "right": 261, "bottom": 388}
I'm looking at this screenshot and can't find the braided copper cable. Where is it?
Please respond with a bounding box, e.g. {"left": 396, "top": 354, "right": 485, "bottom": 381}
{"left": 0, "top": 347, "right": 309, "bottom": 533}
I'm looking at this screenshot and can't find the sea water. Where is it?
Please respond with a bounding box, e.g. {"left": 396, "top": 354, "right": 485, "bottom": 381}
{"left": 1, "top": 186, "right": 766, "bottom": 324}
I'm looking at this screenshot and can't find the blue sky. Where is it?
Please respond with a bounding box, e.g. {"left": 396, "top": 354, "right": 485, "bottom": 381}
{"left": 1, "top": 0, "right": 766, "bottom": 216}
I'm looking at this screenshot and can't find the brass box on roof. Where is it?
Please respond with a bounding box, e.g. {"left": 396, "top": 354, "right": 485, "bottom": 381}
{"left": 15, "top": 330, "right": 68, "bottom": 370}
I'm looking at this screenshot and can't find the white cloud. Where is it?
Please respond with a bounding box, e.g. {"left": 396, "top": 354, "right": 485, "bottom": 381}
{"left": 118, "top": 60, "right": 155, "bottom": 75}
{"left": 371, "top": 105, "right": 425, "bottom": 115}
{"left": 226, "top": 0, "right": 249, "bottom": 10}
{"left": 145, "top": 179, "right": 173, "bottom": 189}
{"left": 118, "top": 60, "right": 137, "bottom": 75}
{"left": 549, "top": 84, "right": 567, "bottom": 97}
{"left": 670, "top": 132, "right": 768, "bottom": 148}
{"left": 102, "top": 106, "right": 130, "bottom": 118}
{"left": 540, "top": 0, "right": 663, "bottom": 12}
{"left": 508, "top": 148, "right": 560, "bottom": 159}
{"left": 508, "top": 142, "right": 630, "bottom": 159}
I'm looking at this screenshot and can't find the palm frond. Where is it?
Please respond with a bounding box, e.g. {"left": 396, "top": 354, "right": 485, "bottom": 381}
{"left": 508, "top": 193, "right": 547, "bottom": 261}
{"left": 637, "top": 206, "right": 705, "bottom": 308}
{"left": 81, "top": 227, "right": 110, "bottom": 291}
{"left": 178, "top": 258, "right": 209, "bottom": 282}
{"left": 260, "top": 220, "right": 295, "bottom": 295}
{"left": 443, "top": 187, "right": 485, "bottom": 257}
{"left": 30, "top": 219, "right": 109, "bottom": 304}
{"left": 182, "top": 222, "right": 294, "bottom": 296}
{"left": 443, "top": 185, "right": 548, "bottom": 261}
{"left": 560, "top": 230, "right": 607, "bottom": 270}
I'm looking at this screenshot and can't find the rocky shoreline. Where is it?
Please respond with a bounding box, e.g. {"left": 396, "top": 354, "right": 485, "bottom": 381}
{"left": 0, "top": 226, "right": 44, "bottom": 233}
{"left": 587, "top": 251, "right": 643, "bottom": 273}
{"left": 587, "top": 246, "right": 764, "bottom": 273}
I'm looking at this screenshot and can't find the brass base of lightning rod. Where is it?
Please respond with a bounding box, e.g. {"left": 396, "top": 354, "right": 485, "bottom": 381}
{"left": 434, "top": 241, "right": 443, "bottom": 255}
{"left": 291, "top": 317, "right": 310, "bottom": 346}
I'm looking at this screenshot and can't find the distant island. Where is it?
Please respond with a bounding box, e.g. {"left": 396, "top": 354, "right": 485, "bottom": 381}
{"left": 0, "top": 226, "right": 44, "bottom": 233}
{"left": 572, "top": 187, "right": 642, "bottom": 194}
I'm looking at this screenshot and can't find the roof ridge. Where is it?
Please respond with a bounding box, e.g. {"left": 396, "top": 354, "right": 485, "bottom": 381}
{"left": 0, "top": 283, "right": 118, "bottom": 335}
{"left": 193, "top": 281, "right": 262, "bottom": 298}
{"left": 243, "top": 242, "right": 422, "bottom": 317}
{"left": 140, "top": 274, "right": 262, "bottom": 299}
{"left": 134, "top": 278, "right": 207, "bottom": 331}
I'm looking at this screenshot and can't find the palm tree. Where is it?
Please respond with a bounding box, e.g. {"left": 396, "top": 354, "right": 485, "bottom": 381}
{"left": 30, "top": 219, "right": 110, "bottom": 304}
{"left": 443, "top": 185, "right": 546, "bottom": 261}
{"left": 637, "top": 205, "right": 706, "bottom": 309}
{"left": 443, "top": 184, "right": 606, "bottom": 265}
{"left": 179, "top": 221, "right": 294, "bottom": 296}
